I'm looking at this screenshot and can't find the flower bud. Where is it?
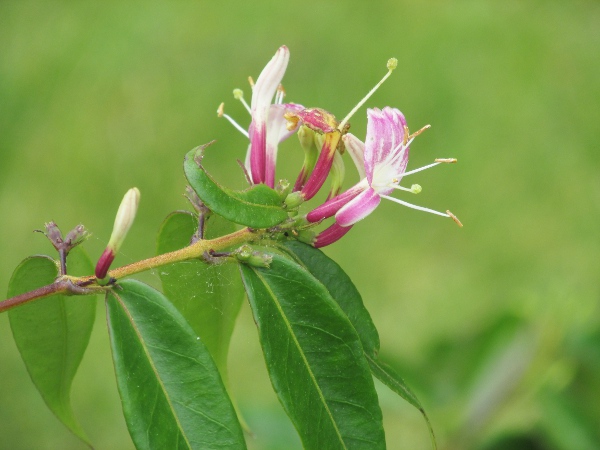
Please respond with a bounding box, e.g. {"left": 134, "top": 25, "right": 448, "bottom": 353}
{"left": 327, "top": 151, "right": 345, "bottom": 199}
{"left": 95, "top": 188, "right": 140, "bottom": 280}
{"left": 234, "top": 245, "right": 272, "bottom": 268}
{"left": 293, "top": 126, "right": 319, "bottom": 191}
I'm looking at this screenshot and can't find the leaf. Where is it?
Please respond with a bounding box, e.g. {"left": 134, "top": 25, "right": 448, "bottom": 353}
{"left": 156, "top": 211, "right": 244, "bottom": 383}
{"left": 184, "top": 145, "right": 289, "bottom": 228}
{"left": 282, "top": 241, "right": 435, "bottom": 447}
{"left": 281, "top": 241, "right": 380, "bottom": 356}
{"left": 240, "top": 253, "right": 385, "bottom": 450}
{"left": 105, "top": 279, "right": 246, "bottom": 450}
{"left": 7, "top": 247, "right": 97, "bottom": 446}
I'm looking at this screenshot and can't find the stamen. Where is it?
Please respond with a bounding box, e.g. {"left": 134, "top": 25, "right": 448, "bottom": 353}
{"left": 216, "top": 103, "right": 249, "bottom": 138}
{"left": 435, "top": 158, "right": 457, "bottom": 163}
{"left": 402, "top": 125, "right": 409, "bottom": 145}
{"left": 384, "top": 183, "right": 421, "bottom": 194}
{"left": 275, "top": 84, "right": 286, "bottom": 104}
{"left": 233, "top": 89, "right": 251, "bottom": 114}
{"left": 402, "top": 161, "right": 441, "bottom": 177}
{"left": 380, "top": 194, "right": 451, "bottom": 218}
{"left": 409, "top": 124, "right": 431, "bottom": 140}
{"left": 248, "top": 76, "right": 255, "bottom": 88}
{"left": 446, "top": 210, "right": 463, "bottom": 227}
{"left": 411, "top": 184, "right": 422, "bottom": 194}
{"left": 338, "top": 57, "right": 398, "bottom": 131}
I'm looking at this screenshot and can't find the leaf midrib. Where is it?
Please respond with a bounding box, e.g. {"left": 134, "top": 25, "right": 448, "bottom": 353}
{"left": 111, "top": 290, "right": 193, "bottom": 450}
{"left": 251, "top": 267, "right": 348, "bottom": 450}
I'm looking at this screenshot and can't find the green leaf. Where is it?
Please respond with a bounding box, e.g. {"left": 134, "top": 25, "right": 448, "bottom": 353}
{"left": 105, "top": 279, "right": 246, "bottom": 450}
{"left": 184, "top": 145, "right": 288, "bottom": 228}
{"left": 156, "top": 211, "right": 244, "bottom": 383}
{"left": 281, "top": 241, "right": 380, "bottom": 356}
{"left": 7, "top": 247, "right": 97, "bottom": 446}
{"left": 240, "top": 253, "right": 385, "bottom": 450}
{"left": 282, "top": 241, "right": 435, "bottom": 447}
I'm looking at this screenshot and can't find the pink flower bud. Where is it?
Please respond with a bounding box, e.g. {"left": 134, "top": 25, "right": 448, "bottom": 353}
{"left": 95, "top": 188, "right": 140, "bottom": 280}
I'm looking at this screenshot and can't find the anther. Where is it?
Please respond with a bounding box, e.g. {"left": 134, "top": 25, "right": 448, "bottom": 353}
{"left": 216, "top": 103, "right": 249, "bottom": 138}
{"left": 233, "top": 88, "right": 251, "bottom": 113}
{"left": 275, "top": 84, "right": 286, "bottom": 104}
{"left": 233, "top": 89, "right": 244, "bottom": 100}
{"left": 435, "top": 158, "right": 457, "bottom": 164}
{"left": 248, "top": 76, "right": 255, "bottom": 88}
{"left": 446, "top": 210, "right": 463, "bottom": 227}
{"left": 403, "top": 125, "right": 410, "bottom": 146}
{"left": 409, "top": 124, "right": 431, "bottom": 140}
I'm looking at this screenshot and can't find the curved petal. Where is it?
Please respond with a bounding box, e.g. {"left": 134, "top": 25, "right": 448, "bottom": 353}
{"left": 248, "top": 46, "right": 290, "bottom": 184}
{"left": 314, "top": 222, "right": 354, "bottom": 248}
{"left": 342, "top": 133, "right": 366, "bottom": 179}
{"left": 264, "top": 103, "right": 304, "bottom": 187}
{"left": 306, "top": 180, "right": 367, "bottom": 223}
{"left": 364, "top": 107, "right": 407, "bottom": 184}
{"left": 335, "top": 187, "right": 381, "bottom": 227}
{"left": 251, "top": 46, "right": 290, "bottom": 111}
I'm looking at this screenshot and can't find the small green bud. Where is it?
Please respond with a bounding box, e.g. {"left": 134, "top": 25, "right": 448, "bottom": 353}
{"left": 234, "top": 245, "right": 272, "bottom": 268}
{"left": 284, "top": 191, "right": 304, "bottom": 209}
{"left": 296, "top": 229, "right": 316, "bottom": 245}
{"left": 234, "top": 244, "right": 253, "bottom": 262}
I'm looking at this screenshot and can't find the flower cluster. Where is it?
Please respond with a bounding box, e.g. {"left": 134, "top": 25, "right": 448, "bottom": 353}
{"left": 219, "top": 46, "right": 461, "bottom": 247}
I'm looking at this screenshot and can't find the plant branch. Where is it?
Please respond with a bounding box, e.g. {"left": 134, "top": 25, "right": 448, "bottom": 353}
{"left": 1, "top": 226, "right": 262, "bottom": 314}
{"left": 0, "top": 282, "right": 70, "bottom": 313}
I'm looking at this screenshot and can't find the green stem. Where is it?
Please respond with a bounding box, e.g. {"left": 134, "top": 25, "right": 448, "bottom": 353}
{"left": 0, "top": 227, "right": 262, "bottom": 314}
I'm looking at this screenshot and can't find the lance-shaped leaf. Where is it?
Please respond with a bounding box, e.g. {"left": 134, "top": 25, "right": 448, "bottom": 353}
{"left": 105, "top": 279, "right": 246, "bottom": 450}
{"left": 184, "top": 145, "right": 288, "bottom": 228}
{"left": 282, "top": 241, "right": 435, "bottom": 446}
{"left": 7, "top": 247, "right": 96, "bottom": 446}
{"left": 240, "top": 253, "right": 385, "bottom": 450}
{"left": 156, "top": 211, "right": 244, "bottom": 385}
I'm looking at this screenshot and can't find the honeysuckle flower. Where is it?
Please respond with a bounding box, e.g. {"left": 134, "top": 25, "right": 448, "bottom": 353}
{"left": 307, "top": 107, "right": 461, "bottom": 247}
{"left": 95, "top": 187, "right": 140, "bottom": 280}
{"left": 284, "top": 57, "right": 399, "bottom": 204}
{"left": 218, "top": 45, "right": 303, "bottom": 188}
{"left": 284, "top": 107, "right": 346, "bottom": 201}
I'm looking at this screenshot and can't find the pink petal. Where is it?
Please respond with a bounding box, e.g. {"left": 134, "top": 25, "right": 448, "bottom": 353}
{"left": 335, "top": 187, "right": 381, "bottom": 227}
{"left": 249, "top": 121, "right": 266, "bottom": 183}
{"left": 364, "top": 107, "right": 407, "bottom": 184}
{"left": 248, "top": 46, "right": 290, "bottom": 184}
{"left": 300, "top": 131, "right": 341, "bottom": 200}
{"left": 306, "top": 182, "right": 367, "bottom": 223}
{"left": 314, "top": 222, "right": 354, "bottom": 248}
{"left": 264, "top": 103, "right": 304, "bottom": 188}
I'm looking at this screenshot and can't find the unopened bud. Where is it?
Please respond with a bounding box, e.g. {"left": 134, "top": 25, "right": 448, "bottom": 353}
{"left": 276, "top": 179, "right": 291, "bottom": 199}
{"left": 234, "top": 245, "right": 272, "bottom": 268}
{"left": 284, "top": 191, "right": 304, "bottom": 209}
{"left": 327, "top": 151, "right": 345, "bottom": 199}
{"left": 108, "top": 188, "right": 140, "bottom": 251}
{"left": 95, "top": 188, "right": 140, "bottom": 280}
{"left": 295, "top": 229, "right": 316, "bottom": 246}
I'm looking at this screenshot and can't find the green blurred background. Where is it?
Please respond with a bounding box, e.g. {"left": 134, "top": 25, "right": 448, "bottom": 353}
{"left": 1, "top": 1, "right": 599, "bottom": 449}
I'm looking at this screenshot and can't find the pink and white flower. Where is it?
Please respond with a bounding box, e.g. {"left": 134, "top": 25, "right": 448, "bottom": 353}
{"left": 218, "top": 46, "right": 303, "bottom": 188}
{"left": 307, "top": 107, "right": 461, "bottom": 247}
